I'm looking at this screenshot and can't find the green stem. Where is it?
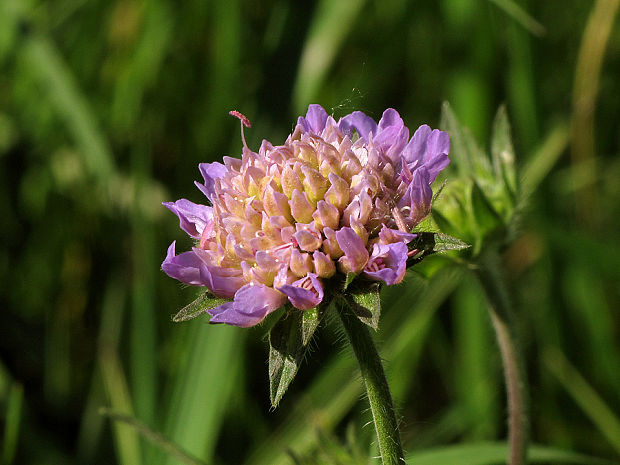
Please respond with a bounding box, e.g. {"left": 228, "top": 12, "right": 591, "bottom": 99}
{"left": 475, "top": 251, "right": 529, "bottom": 465}
{"left": 338, "top": 299, "right": 405, "bottom": 465}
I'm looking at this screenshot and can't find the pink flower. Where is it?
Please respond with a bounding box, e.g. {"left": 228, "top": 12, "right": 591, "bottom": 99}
{"left": 163, "top": 105, "right": 449, "bottom": 327}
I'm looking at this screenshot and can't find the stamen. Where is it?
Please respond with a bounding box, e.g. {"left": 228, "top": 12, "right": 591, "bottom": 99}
{"left": 366, "top": 258, "right": 386, "bottom": 272}
{"left": 229, "top": 110, "right": 252, "bottom": 149}
{"left": 407, "top": 248, "right": 419, "bottom": 258}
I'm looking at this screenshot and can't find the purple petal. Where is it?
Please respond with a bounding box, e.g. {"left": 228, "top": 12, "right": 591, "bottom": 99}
{"left": 208, "top": 302, "right": 259, "bottom": 327}
{"left": 163, "top": 199, "right": 213, "bottom": 238}
{"left": 363, "top": 242, "right": 409, "bottom": 285}
{"left": 335, "top": 227, "right": 369, "bottom": 273}
{"left": 195, "top": 162, "right": 227, "bottom": 202}
{"left": 378, "top": 225, "right": 416, "bottom": 245}
{"left": 297, "top": 104, "right": 329, "bottom": 134}
{"left": 278, "top": 273, "right": 324, "bottom": 310}
{"left": 377, "top": 108, "right": 404, "bottom": 131}
{"left": 400, "top": 167, "right": 432, "bottom": 225}
{"left": 403, "top": 126, "right": 450, "bottom": 183}
{"left": 339, "top": 111, "right": 377, "bottom": 141}
{"left": 161, "top": 241, "right": 205, "bottom": 286}
{"left": 403, "top": 125, "right": 431, "bottom": 167}
{"left": 424, "top": 152, "right": 450, "bottom": 184}
{"left": 427, "top": 128, "right": 450, "bottom": 156}
{"left": 398, "top": 164, "right": 427, "bottom": 207}
{"left": 199, "top": 264, "right": 246, "bottom": 298}
{"left": 373, "top": 125, "right": 410, "bottom": 164}
{"left": 208, "top": 284, "right": 286, "bottom": 327}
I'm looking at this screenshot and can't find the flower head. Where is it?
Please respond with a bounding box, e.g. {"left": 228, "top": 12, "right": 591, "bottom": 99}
{"left": 163, "top": 104, "right": 449, "bottom": 327}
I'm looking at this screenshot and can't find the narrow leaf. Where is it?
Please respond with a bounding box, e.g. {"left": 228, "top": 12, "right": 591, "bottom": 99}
{"left": 471, "top": 181, "right": 504, "bottom": 234}
{"left": 409, "top": 232, "right": 470, "bottom": 259}
{"left": 407, "top": 441, "right": 618, "bottom": 465}
{"left": 100, "top": 408, "right": 208, "bottom": 465}
{"left": 487, "top": 0, "right": 546, "bottom": 37}
{"left": 345, "top": 283, "right": 381, "bottom": 330}
{"left": 172, "top": 291, "right": 231, "bottom": 323}
{"left": 491, "top": 105, "right": 518, "bottom": 198}
{"left": 432, "top": 233, "right": 471, "bottom": 253}
{"left": 343, "top": 272, "right": 357, "bottom": 291}
{"left": 439, "top": 102, "right": 472, "bottom": 177}
{"left": 269, "top": 303, "right": 325, "bottom": 407}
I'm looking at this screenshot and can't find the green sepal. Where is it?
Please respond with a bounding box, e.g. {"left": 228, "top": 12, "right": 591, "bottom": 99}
{"left": 432, "top": 233, "right": 471, "bottom": 253}
{"left": 491, "top": 105, "right": 518, "bottom": 200}
{"left": 343, "top": 272, "right": 357, "bottom": 291}
{"left": 471, "top": 180, "right": 504, "bottom": 234}
{"left": 344, "top": 282, "right": 381, "bottom": 330}
{"left": 172, "top": 291, "right": 231, "bottom": 323}
{"left": 409, "top": 232, "right": 470, "bottom": 260}
{"left": 268, "top": 302, "right": 327, "bottom": 407}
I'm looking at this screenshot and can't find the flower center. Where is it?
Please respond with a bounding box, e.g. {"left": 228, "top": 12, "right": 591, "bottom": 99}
{"left": 299, "top": 276, "right": 319, "bottom": 297}
{"left": 366, "top": 257, "right": 386, "bottom": 272}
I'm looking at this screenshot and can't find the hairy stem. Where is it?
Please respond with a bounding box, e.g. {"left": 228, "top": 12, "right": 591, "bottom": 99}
{"left": 475, "top": 252, "right": 529, "bottom": 465}
{"left": 338, "top": 299, "right": 405, "bottom": 465}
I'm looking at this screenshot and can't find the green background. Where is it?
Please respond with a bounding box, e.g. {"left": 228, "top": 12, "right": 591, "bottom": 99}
{"left": 0, "top": 0, "right": 619, "bottom": 464}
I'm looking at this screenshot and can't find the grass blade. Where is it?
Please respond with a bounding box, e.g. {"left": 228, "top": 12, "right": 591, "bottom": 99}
{"left": 544, "top": 347, "right": 620, "bottom": 455}
{"left": 292, "top": 0, "right": 365, "bottom": 112}
{"left": 2, "top": 382, "right": 23, "bottom": 465}
{"left": 100, "top": 408, "right": 208, "bottom": 465}
{"left": 100, "top": 345, "right": 143, "bottom": 465}
{"left": 407, "top": 441, "right": 619, "bottom": 465}
{"left": 21, "top": 33, "right": 115, "bottom": 181}
{"left": 487, "top": 0, "right": 546, "bottom": 36}
{"left": 161, "top": 323, "right": 244, "bottom": 465}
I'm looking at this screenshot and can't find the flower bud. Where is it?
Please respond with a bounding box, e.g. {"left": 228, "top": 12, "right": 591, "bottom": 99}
{"left": 301, "top": 165, "right": 329, "bottom": 204}
{"left": 281, "top": 164, "right": 303, "bottom": 198}
{"left": 290, "top": 248, "right": 313, "bottom": 277}
{"left": 336, "top": 227, "right": 369, "bottom": 273}
{"left": 321, "top": 227, "right": 343, "bottom": 259}
{"left": 289, "top": 189, "right": 315, "bottom": 223}
{"left": 313, "top": 251, "right": 336, "bottom": 278}
{"left": 312, "top": 200, "right": 340, "bottom": 231}
{"left": 325, "top": 173, "right": 350, "bottom": 211}
{"left": 293, "top": 226, "right": 322, "bottom": 252}
{"left": 263, "top": 184, "right": 293, "bottom": 223}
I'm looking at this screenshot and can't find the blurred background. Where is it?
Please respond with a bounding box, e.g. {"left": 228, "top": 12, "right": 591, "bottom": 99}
{"left": 1, "top": 0, "right": 619, "bottom": 464}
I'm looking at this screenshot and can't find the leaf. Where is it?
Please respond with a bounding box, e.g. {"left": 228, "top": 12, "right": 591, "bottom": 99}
{"left": 100, "top": 408, "right": 208, "bottom": 465}
{"left": 406, "top": 441, "right": 619, "bottom": 465}
{"left": 439, "top": 102, "right": 473, "bottom": 177}
{"left": 440, "top": 102, "right": 492, "bottom": 182}
{"left": 432, "top": 233, "right": 471, "bottom": 253}
{"left": 491, "top": 105, "right": 518, "bottom": 199}
{"left": 345, "top": 282, "right": 381, "bottom": 330}
{"left": 343, "top": 272, "right": 357, "bottom": 291}
{"left": 471, "top": 180, "right": 504, "bottom": 234}
{"left": 172, "top": 291, "right": 231, "bottom": 323}
{"left": 410, "top": 232, "right": 470, "bottom": 259}
{"left": 269, "top": 303, "right": 325, "bottom": 407}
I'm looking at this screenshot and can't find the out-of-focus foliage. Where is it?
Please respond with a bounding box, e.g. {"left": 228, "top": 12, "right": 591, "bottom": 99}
{"left": 0, "top": 0, "right": 619, "bottom": 464}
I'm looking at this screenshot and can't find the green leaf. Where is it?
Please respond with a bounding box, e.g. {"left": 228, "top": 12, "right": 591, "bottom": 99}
{"left": 343, "top": 272, "right": 357, "bottom": 291}
{"left": 269, "top": 303, "right": 325, "bottom": 407}
{"left": 432, "top": 233, "right": 471, "bottom": 253}
{"left": 172, "top": 291, "right": 231, "bottom": 323}
{"left": 471, "top": 180, "right": 504, "bottom": 234}
{"left": 440, "top": 102, "right": 473, "bottom": 177}
{"left": 410, "top": 232, "right": 470, "bottom": 258}
{"left": 345, "top": 282, "right": 381, "bottom": 330}
{"left": 406, "top": 441, "right": 619, "bottom": 465}
{"left": 491, "top": 105, "right": 518, "bottom": 199}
